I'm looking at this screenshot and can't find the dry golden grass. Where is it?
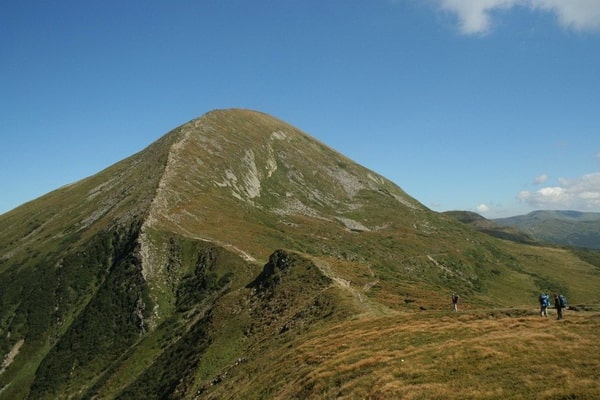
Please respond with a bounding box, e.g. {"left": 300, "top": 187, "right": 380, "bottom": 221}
{"left": 207, "top": 308, "right": 600, "bottom": 399}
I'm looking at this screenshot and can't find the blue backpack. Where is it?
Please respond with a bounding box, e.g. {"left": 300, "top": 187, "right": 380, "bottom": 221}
{"left": 539, "top": 293, "right": 549, "bottom": 306}
{"left": 558, "top": 295, "right": 567, "bottom": 308}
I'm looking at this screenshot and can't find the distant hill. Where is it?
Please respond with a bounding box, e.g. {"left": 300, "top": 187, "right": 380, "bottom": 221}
{"left": 1, "top": 109, "right": 599, "bottom": 399}
{"left": 493, "top": 210, "right": 600, "bottom": 250}
{"left": 443, "top": 211, "right": 540, "bottom": 245}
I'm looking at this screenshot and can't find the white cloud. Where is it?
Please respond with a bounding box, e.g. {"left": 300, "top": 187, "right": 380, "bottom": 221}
{"left": 437, "top": 0, "right": 521, "bottom": 34}
{"left": 477, "top": 203, "right": 490, "bottom": 213}
{"left": 532, "top": 0, "right": 600, "bottom": 31}
{"left": 518, "top": 172, "right": 600, "bottom": 210}
{"left": 434, "top": 0, "right": 600, "bottom": 34}
{"left": 533, "top": 174, "right": 548, "bottom": 185}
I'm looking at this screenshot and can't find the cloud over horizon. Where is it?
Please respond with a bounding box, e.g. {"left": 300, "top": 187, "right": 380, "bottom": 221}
{"left": 477, "top": 204, "right": 490, "bottom": 213}
{"left": 434, "top": 0, "right": 600, "bottom": 34}
{"left": 518, "top": 172, "right": 600, "bottom": 211}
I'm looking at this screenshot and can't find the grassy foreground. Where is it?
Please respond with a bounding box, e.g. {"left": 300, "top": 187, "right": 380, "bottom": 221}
{"left": 205, "top": 307, "right": 600, "bottom": 400}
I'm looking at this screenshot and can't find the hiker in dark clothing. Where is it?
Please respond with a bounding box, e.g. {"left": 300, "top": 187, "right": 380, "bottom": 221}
{"left": 452, "top": 293, "right": 460, "bottom": 312}
{"left": 554, "top": 293, "right": 566, "bottom": 320}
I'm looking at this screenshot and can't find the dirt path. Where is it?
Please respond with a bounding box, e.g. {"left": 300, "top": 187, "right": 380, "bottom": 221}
{"left": 312, "top": 258, "right": 397, "bottom": 317}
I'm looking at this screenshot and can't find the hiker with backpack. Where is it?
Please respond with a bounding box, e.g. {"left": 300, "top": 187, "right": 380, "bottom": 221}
{"left": 554, "top": 293, "right": 567, "bottom": 320}
{"left": 451, "top": 293, "right": 460, "bottom": 312}
{"left": 539, "top": 292, "right": 550, "bottom": 317}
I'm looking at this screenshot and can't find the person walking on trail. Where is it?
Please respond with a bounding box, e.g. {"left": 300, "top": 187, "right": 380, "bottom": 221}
{"left": 452, "top": 293, "right": 460, "bottom": 312}
{"left": 554, "top": 293, "right": 567, "bottom": 320}
{"left": 539, "top": 292, "right": 550, "bottom": 317}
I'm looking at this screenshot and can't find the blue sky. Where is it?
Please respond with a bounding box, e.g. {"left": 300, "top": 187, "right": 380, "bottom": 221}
{"left": 1, "top": 0, "right": 599, "bottom": 218}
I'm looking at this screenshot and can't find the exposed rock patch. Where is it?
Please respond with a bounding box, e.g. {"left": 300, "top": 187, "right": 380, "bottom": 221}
{"left": 0, "top": 339, "right": 24, "bottom": 375}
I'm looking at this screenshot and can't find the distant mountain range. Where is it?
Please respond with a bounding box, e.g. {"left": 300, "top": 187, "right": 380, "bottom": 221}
{"left": 445, "top": 210, "right": 600, "bottom": 250}
{"left": 1, "top": 109, "right": 599, "bottom": 399}
{"left": 495, "top": 210, "right": 600, "bottom": 250}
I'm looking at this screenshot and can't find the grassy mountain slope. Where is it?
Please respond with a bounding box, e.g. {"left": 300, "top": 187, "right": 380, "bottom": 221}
{"left": 1, "top": 109, "right": 599, "bottom": 399}
{"left": 494, "top": 210, "right": 600, "bottom": 249}
{"left": 0, "top": 130, "right": 180, "bottom": 398}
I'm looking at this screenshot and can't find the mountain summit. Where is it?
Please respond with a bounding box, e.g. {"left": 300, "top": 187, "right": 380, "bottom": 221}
{"left": 139, "top": 109, "right": 423, "bottom": 264}
{"left": 1, "top": 109, "right": 599, "bottom": 399}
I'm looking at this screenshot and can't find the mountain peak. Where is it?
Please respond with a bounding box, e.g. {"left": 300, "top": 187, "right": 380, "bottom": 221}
{"left": 141, "top": 109, "right": 422, "bottom": 261}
